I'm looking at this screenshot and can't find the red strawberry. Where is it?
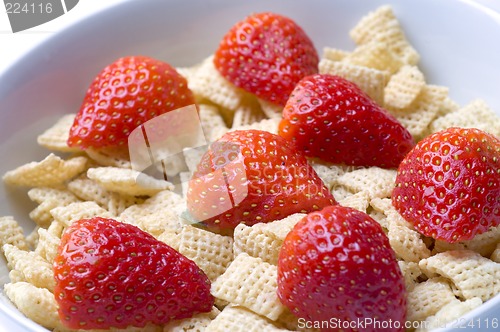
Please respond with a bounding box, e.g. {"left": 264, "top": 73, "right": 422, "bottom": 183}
{"left": 213, "top": 12, "right": 319, "bottom": 106}
{"left": 53, "top": 217, "right": 213, "bottom": 329}
{"left": 392, "top": 127, "right": 500, "bottom": 242}
{"left": 277, "top": 205, "right": 407, "bottom": 332}
{"left": 68, "top": 56, "right": 195, "bottom": 149}
{"left": 186, "top": 129, "right": 336, "bottom": 234}
{"left": 278, "top": 74, "right": 415, "bottom": 168}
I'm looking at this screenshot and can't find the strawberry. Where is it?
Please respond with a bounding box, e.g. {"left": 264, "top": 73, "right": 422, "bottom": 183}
{"left": 392, "top": 127, "right": 500, "bottom": 243}
{"left": 278, "top": 74, "right": 415, "bottom": 168}
{"left": 53, "top": 217, "right": 213, "bottom": 329}
{"left": 277, "top": 205, "right": 407, "bottom": 332}
{"left": 186, "top": 129, "right": 336, "bottom": 234}
{"left": 68, "top": 56, "right": 195, "bottom": 149}
{"left": 213, "top": 12, "right": 319, "bottom": 106}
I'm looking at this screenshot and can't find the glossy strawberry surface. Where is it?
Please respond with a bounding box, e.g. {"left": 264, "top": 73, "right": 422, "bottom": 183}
{"left": 68, "top": 56, "right": 195, "bottom": 149}
{"left": 279, "top": 74, "right": 415, "bottom": 168}
{"left": 277, "top": 205, "right": 407, "bottom": 332}
{"left": 186, "top": 129, "right": 335, "bottom": 234}
{"left": 214, "top": 12, "right": 319, "bottom": 106}
{"left": 392, "top": 127, "right": 500, "bottom": 242}
{"left": 53, "top": 217, "right": 213, "bottom": 329}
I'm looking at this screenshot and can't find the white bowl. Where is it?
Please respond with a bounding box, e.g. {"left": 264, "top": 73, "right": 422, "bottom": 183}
{"left": 1, "top": 0, "right": 499, "bottom": 331}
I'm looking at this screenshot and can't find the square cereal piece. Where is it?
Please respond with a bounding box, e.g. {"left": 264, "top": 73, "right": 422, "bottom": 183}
{"left": 34, "top": 228, "right": 60, "bottom": 264}
{"left": 28, "top": 188, "right": 80, "bottom": 228}
{"left": 310, "top": 161, "right": 346, "bottom": 191}
{"left": 163, "top": 306, "right": 220, "bottom": 332}
{"left": 318, "top": 58, "right": 389, "bottom": 105}
{"left": 233, "top": 223, "right": 283, "bottom": 266}
{"left": 258, "top": 213, "right": 306, "bottom": 241}
{"left": 85, "top": 146, "right": 132, "bottom": 169}
{"left": 0, "top": 216, "right": 29, "bottom": 252}
{"left": 417, "top": 297, "right": 483, "bottom": 332}
{"left": 322, "top": 47, "right": 350, "bottom": 61}
{"left": 50, "top": 201, "right": 113, "bottom": 227}
{"left": 232, "top": 99, "right": 266, "bottom": 128}
{"left": 157, "top": 228, "right": 182, "bottom": 252}
{"left": 119, "top": 190, "right": 185, "bottom": 236}
{"left": 384, "top": 65, "right": 426, "bottom": 110}
{"left": 257, "top": 98, "right": 283, "bottom": 120}
{"left": 3, "top": 244, "right": 55, "bottom": 292}
{"left": 199, "top": 104, "right": 229, "bottom": 142}
{"left": 349, "top": 5, "right": 420, "bottom": 65}
{"left": 369, "top": 197, "right": 413, "bottom": 230}
{"left": 205, "top": 306, "right": 288, "bottom": 332}
{"left": 398, "top": 261, "right": 422, "bottom": 291}
{"left": 211, "top": 253, "right": 286, "bottom": 320}
{"left": 491, "top": 243, "right": 500, "bottom": 263}
{"left": 231, "top": 117, "right": 281, "bottom": 135}
{"left": 87, "top": 167, "right": 173, "bottom": 196}
{"left": 419, "top": 250, "right": 500, "bottom": 301}
{"left": 37, "top": 113, "right": 81, "bottom": 153}
{"left": 430, "top": 99, "right": 500, "bottom": 137}
{"left": 178, "top": 226, "right": 234, "bottom": 282}
{"left": 433, "top": 224, "right": 500, "bottom": 257}
{"left": 387, "top": 224, "right": 430, "bottom": 263}
{"left": 331, "top": 185, "right": 355, "bottom": 202}
{"left": 4, "top": 282, "right": 62, "bottom": 330}
{"left": 336, "top": 167, "right": 396, "bottom": 200}
{"left": 406, "top": 277, "right": 458, "bottom": 322}
{"left": 342, "top": 41, "right": 404, "bottom": 74}
{"left": 339, "top": 191, "right": 370, "bottom": 213}
{"left": 28, "top": 187, "right": 79, "bottom": 205}
{"left": 189, "top": 56, "right": 250, "bottom": 112}
{"left": 3, "top": 154, "right": 87, "bottom": 187}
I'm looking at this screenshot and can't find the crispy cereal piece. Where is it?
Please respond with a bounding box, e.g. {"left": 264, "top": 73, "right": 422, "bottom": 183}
{"left": 370, "top": 197, "right": 413, "bottom": 230}
{"left": 163, "top": 306, "right": 220, "bottom": 332}
{"left": 37, "top": 113, "right": 81, "bottom": 153}
{"left": 388, "top": 225, "right": 430, "bottom": 262}
{"left": 232, "top": 100, "right": 266, "bottom": 128}
{"left": 257, "top": 98, "right": 283, "bottom": 120}
{"left": 3, "top": 244, "right": 55, "bottom": 291}
{"left": 398, "top": 261, "right": 422, "bottom": 291}
{"left": 87, "top": 167, "right": 173, "bottom": 196}
{"left": 491, "top": 243, "right": 500, "bottom": 263}
{"left": 433, "top": 225, "right": 500, "bottom": 257}
{"left": 230, "top": 117, "right": 281, "bottom": 135}
{"left": 349, "top": 5, "right": 420, "bottom": 65}
{"left": 343, "top": 41, "right": 404, "bottom": 74}
{"left": 35, "top": 228, "right": 60, "bottom": 264}
{"left": 339, "top": 191, "right": 370, "bottom": 212}
{"left": 430, "top": 99, "right": 500, "bottom": 137}
{"left": 331, "top": 185, "right": 354, "bottom": 202}
{"left": 318, "top": 58, "right": 389, "bottom": 105}
{"left": 322, "top": 47, "right": 350, "bottom": 61}
{"left": 189, "top": 56, "right": 249, "bottom": 112}
{"left": 3, "top": 154, "right": 87, "bottom": 187}
{"left": 199, "top": 104, "right": 229, "bottom": 142}
{"left": 28, "top": 187, "right": 80, "bottom": 228}
{"left": 211, "top": 253, "right": 286, "bottom": 320}
{"left": 336, "top": 167, "right": 396, "bottom": 200}
{"left": 119, "top": 190, "right": 185, "bottom": 236}
{"left": 233, "top": 223, "right": 283, "bottom": 266}
{"left": 384, "top": 65, "right": 425, "bottom": 109}
{"left": 4, "top": 282, "right": 61, "bottom": 330}
{"left": 310, "top": 161, "right": 346, "bottom": 191}
{"left": 419, "top": 250, "right": 500, "bottom": 301}
{"left": 183, "top": 146, "right": 207, "bottom": 174}
{"left": 258, "top": 213, "right": 306, "bottom": 241}
{"left": 85, "top": 146, "right": 132, "bottom": 168}
{"left": 178, "top": 226, "right": 234, "bottom": 282}
{"left": 67, "top": 177, "right": 143, "bottom": 216}
{"left": 0, "top": 216, "right": 29, "bottom": 252}
{"left": 50, "top": 201, "right": 114, "bottom": 227}
{"left": 406, "top": 277, "right": 458, "bottom": 322}
{"left": 205, "top": 306, "right": 287, "bottom": 332}
{"left": 156, "top": 228, "right": 182, "bottom": 252}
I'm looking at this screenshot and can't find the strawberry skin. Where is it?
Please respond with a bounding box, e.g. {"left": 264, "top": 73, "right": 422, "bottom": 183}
{"left": 278, "top": 74, "right": 415, "bottom": 168}
{"left": 392, "top": 127, "right": 500, "bottom": 242}
{"left": 277, "top": 205, "right": 407, "bottom": 332}
{"left": 53, "top": 217, "right": 213, "bottom": 329}
{"left": 186, "top": 129, "right": 336, "bottom": 234}
{"left": 214, "top": 12, "right": 319, "bottom": 106}
{"left": 68, "top": 56, "right": 195, "bottom": 149}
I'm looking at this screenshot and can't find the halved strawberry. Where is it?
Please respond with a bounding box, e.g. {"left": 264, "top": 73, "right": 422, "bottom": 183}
{"left": 278, "top": 74, "right": 415, "bottom": 168}
{"left": 53, "top": 217, "right": 213, "bottom": 329}
{"left": 277, "top": 205, "right": 407, "bottom": 332}
{"left": 68, "top": 56, "right": 195, "bottom": 149}
{"left": 213, "top": 12, "right": 319, "bottom": 106}
{"left": 186, "top": 129, "right": 336, "bottom": 234}
{"left": 392, "top": 127, "right": 500, "bottom": 242}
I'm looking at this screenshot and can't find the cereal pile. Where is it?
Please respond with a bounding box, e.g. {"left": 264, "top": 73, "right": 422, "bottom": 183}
{"left": 1, "top": 5, "right": 500, "bottom": 332}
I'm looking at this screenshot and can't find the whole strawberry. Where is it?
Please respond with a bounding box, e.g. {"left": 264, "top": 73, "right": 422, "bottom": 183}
{"left": 186, "top": 129, "right": 335, "bottom": 234}
{"left": 214, "top": 12, "right": 319, "bottom": 106}
{"left": 278, "top": 74, "right": 415, "bottom": 168}
{"left": 53, "top": 217, "right": 213, "bottom": 329}
{"left": 277, "top": 205, "right": 407, "bottom": 332}
{"left": 392, "top": 127, "right": 500, "bottom": 242}
{"left": 68, "top": 56, "right": 195, "bottom": 149}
